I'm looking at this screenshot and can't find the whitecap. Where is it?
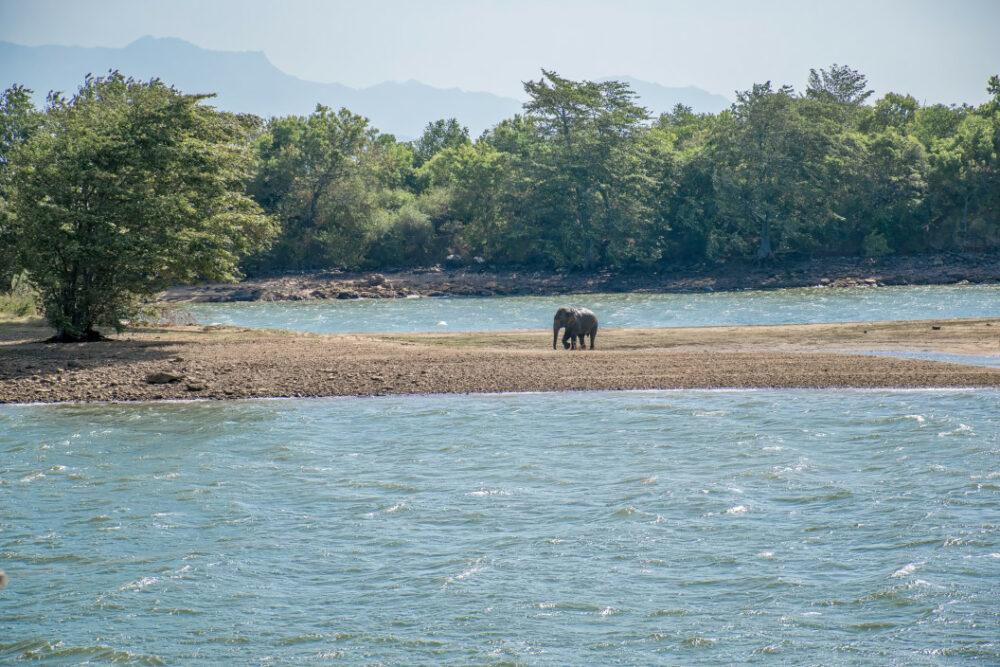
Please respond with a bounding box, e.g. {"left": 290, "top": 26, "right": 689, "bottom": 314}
{"left": 455, "top": 565, "right": 485, "bottom": 580}
{"left": 725, "top": 505, "right": 748, "bottom": 515}
{"left": 119, "top": 576, "right": 158, "bottom": 591}
{"left": 891, "top": 562, "right": 919, "bottom": 578}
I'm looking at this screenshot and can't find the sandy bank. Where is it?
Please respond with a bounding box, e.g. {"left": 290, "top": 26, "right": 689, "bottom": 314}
{"left": 1, "top": 318, "right": 999, "bottom": 404}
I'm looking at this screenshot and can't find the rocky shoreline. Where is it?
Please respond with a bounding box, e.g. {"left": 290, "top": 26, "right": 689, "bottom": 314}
{"left": 157, "top": 251, "right": 1000, "bottom": 303}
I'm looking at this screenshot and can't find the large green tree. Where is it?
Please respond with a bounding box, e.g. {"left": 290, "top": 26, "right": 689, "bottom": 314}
{"left": 520, "top": 70, "right": 655, "bottom": 268}
{"left": 806, "top": 64, "right": 873, "bottom": 106}
{"left": 712, "top": 82, "right": 832, "bottom": 259}
{"left": 249, "top": 106, "right": 415, "bottom": 271}
{"left": 0, "top": 85, "right": 41, "bottom": 287}
{"left": 411, "top": 118, "right": 470, "bottom": 169}
{"left": 5, "top": 73, "right": 276, "bottom": 340}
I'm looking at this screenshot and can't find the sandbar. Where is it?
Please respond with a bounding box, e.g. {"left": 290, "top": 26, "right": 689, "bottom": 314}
{"left": 1, "top": 318, "right": 999, "bottom": 404}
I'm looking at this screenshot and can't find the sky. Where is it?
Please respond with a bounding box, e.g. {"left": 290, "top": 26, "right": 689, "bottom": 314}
{"left": 0, "top": 0, "right": 997, "bottom": 105}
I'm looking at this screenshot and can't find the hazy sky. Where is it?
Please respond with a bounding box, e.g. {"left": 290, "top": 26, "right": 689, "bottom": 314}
{"left": 1, "top": 0, "right": 997, "bottom": 104}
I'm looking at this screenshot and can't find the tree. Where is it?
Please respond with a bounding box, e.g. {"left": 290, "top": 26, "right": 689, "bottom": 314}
{"left": 0, "top": 85, "right": 40, "bottom": 287}
{"left": 411, "top": 118, "right": 470, "bottom": 168}
{"left": 521, "top": 70, "right": 654, "bottom": 268}
{"left": 249, "top": 106, "right": 389, "bottom": 270}
{"left": 869, "top": 92, "right": 920, "bottom": 131}
{"left": 416, "top": 140, "right": 511, "bottom": 259}
{"left": 6, "top": 73, "right": 276, "bottom": 340}
{"left": 806, "top": 64, "right": 873, "bottom": 105}
{"left": 713, "top": 82, "right": 827, "bottom": 259}
{"left": 926, "top": 115, "right": 998, "bottom": 247}
{"left": 983, "top": 74, "right": 1000, "bottom": 116}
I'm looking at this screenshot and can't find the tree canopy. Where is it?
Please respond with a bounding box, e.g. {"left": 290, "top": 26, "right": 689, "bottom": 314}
{"left": 3, "top": 66, "right": 999, "bottom": 330}
{"left": 3, "top": 72, "right": 276, "bottom": 339}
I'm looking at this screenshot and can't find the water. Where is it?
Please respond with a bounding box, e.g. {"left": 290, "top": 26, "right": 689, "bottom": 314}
{"left": 3, "top": 390, "right": 999, "bottom": 664}
{"left": 180, "top": 284, "right": 1000, "bottom": 333}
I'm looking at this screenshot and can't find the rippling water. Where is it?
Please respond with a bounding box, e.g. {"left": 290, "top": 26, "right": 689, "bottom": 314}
{"left": 3, "top": 390, "right": 998, "bottom": 664}
{"left": 180, "top": 284, "right": 1000, "bottom": 333}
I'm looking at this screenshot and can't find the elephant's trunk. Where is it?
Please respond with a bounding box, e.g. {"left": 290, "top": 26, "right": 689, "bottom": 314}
{"left": 553, "top": 323, "right": 559, "bottom": 350}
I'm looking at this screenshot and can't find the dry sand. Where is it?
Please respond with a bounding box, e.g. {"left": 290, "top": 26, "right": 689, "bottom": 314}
{"left": 2, "top": 317, "right": 999, "bottom": 404}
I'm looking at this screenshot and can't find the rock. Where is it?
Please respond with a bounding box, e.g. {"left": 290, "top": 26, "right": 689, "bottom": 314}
{"left": 185, "top": 381, "right": 206, "bottom": 391}
{"left": 445, "top": 254, "right": 464, "bottom": 268}
{"left": 337, "top": 292, "right": 359, "bottom": 300}
{"left": 146, "top": 371, "right": 183, "bottom": 384}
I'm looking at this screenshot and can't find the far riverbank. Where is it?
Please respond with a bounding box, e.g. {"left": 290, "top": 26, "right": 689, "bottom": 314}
{"left": 158, "top": 251, "right": 1000, "bottom": 302}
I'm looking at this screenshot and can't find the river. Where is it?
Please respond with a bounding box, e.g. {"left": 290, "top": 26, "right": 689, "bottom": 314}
{"left": 179, "top": 284, "right": 1000, "bottom": 333}
{"left": 2, "top": 286, "right": 999, "bottom": 664}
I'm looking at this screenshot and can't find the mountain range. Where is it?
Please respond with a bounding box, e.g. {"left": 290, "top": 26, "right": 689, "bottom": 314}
{"left": 0, "top": 37, "right": 731, "bottom": 139}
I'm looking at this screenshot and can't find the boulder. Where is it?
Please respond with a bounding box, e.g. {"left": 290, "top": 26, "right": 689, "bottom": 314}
{"left": 146, "top": 371, "right": 183, "bottom": 385}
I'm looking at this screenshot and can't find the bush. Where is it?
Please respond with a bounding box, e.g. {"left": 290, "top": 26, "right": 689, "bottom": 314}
{"left": 862, "top": 230, "right": 892, "bottom": 257}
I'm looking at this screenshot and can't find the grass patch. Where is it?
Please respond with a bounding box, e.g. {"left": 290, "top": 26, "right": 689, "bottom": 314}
{"left": 0, "top": 273, "right": 40, "bottom": 320}
{"left": 0, "top": 292, "right": 38, "bottom": 319}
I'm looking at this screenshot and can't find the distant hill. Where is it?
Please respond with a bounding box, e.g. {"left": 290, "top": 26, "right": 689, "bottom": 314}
{"left": 1, "top": 37, "right": 731, "bottom": 139}
{"left": 603, "top": 76, "right": 732, "bottom": 116}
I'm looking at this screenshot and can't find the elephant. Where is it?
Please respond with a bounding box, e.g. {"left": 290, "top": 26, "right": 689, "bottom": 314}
{"left": 553, "top": 307, "right": 598, "bottom": 350}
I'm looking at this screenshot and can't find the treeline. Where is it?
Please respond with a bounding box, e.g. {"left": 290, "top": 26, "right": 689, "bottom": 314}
{"left": 0, "top": 67, "right": 998, "bottom": 337}
{"left": 243, "top": 65, "right": 1000, "bottom": 273}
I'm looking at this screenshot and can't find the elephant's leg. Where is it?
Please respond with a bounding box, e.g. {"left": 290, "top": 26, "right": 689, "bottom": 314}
{"left": 589, "top": 328, "right": 597, "bottom": 350}
{"left": 563, "top": 329, "right": 573, "bottom": 349}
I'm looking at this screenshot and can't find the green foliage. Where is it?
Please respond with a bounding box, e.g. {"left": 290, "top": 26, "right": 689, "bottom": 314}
{"left": 0, "top": 271, "right": 38, "bottom": 318}
{"left": 412, "top": 118, "right": 470, "bottom": 169}
{"left": 5, "top": 68, "right": 997, "bottom": 292}
{"left": 862, "top": 230, "right": 891, "bottom": 257}
{"left": 712, "top": 82, "right": 836, "bottom": 259}
{"left": 5, "top": 72, "right": 276, "bottom": 340}
{"left": 0, "top": 85, "right": 41, "bottom": 287}
{"left": 514, "top": 70, "right": 656, "bottom": 268}
{"left": 869, "top": 92, "right": 920, "bottom": 132}
{"left": 247, "top": 106, "right": 416, "bottom": 271}
{"left": 806, "top": 64, "right": 873, "bottom": 105}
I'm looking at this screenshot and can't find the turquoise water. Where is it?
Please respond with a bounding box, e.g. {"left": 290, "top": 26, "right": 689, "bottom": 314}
{"left": 180, "top": 284, "right": 1000, "bottom": 333}
{"left": 3, "top": 390, "right": 999, "bottom": 664}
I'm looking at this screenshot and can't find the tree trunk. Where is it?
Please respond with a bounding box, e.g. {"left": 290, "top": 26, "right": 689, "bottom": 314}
{"left": 757, "top": 212, "right": 773, "bottom": 259}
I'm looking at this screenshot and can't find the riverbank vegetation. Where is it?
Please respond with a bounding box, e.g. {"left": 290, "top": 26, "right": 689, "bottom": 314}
{"left": 1, "top": 66, "right": 998, "bottom": 337}
{"left": 243, "top": 66, "right": 999, "bottom": 273}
